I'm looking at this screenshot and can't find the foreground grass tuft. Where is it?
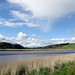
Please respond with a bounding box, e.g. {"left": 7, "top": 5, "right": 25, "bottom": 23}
{"left": 16, "top": 65, "right": 26, "bottom": 75}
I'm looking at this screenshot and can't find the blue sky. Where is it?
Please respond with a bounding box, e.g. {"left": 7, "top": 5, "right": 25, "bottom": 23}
{"left": 0, "top": 0, "right": 75, "bottom": 47}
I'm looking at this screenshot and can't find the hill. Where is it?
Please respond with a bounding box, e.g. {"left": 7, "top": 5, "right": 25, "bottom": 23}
{"left": 36, "top": 43, "right": 75, "bottom": 49}
{"left": 0, "top": 42, "right": 75, "bottom": 50}
{"left": 57, "top": 43, "right": 75, "bottom": 49}
{"left": 0, "top": 42, "right": 27, "bottom": 49}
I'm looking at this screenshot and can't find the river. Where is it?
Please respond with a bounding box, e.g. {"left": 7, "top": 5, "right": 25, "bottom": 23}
{"left": 0, "top": 50, "right": 75, "bottom": 63}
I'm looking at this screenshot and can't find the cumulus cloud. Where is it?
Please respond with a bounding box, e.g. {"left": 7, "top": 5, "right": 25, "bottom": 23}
{"left": 32, "top": 34, "right": 40, "bottom": 38}
{"left": 7, "top": 0, "right": 75, "bottom": 31}
{"left": 0, "top": 32, "right": 75, "bottom": 47}
{"left": 17, "top": 32, "right": 28, "bottom": 39}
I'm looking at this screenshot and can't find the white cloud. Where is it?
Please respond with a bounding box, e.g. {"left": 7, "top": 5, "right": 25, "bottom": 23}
{"left": 10, "top": 10, "right": 39, "bottom": 27}
{"left": 10, "top": 10, "right": 30, "bottom": 22}
{"left": 7, "top": 0, "right": 75, "bottom": 32}
{"left": 0, "top": 32, "right": 75, "bottom": 47}
{"left": 0, "top": 17, "right": 39, "bottom": 27}
{"left": 32, "top": 34, "right": 40, "bottom": 38}
{"left": 0, "top": 34, "right": 6, "bottom": 41}
{"left": 0, "top": 22, "right": 2, "bottom": 24}
{"left": 17, "top": 32, "right": 28, "bottom": 39}
{"left": 8, "top": 18, "right": 17, "bottom": 22}
{"left": 25, "top": 22, "right": 39, "bottom": 27}
{"left": 7, "top": 0, "right": 75, "bottom": 17}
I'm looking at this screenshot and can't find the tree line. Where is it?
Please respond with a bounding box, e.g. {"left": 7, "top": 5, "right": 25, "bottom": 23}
{"left": 0, "top": 42, "right": 28, "bottom": 49}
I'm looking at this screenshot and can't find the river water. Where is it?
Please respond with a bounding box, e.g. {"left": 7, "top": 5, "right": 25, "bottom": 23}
{"left": 0, "top": 50, "right": 75, "bottom": 63}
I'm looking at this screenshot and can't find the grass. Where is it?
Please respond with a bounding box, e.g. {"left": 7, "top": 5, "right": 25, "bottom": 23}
{"left": 1, "top": 54, "right": 75, "bottom": 75}
{"left": 40, "top": 43, "right": 75, "bottom": 50}
{"left": 16, "top": 65, "right": 26, "bottom": 75}
{"left": 57, "top": 43, "right": 75, "bottom": 49}
{"left": 3, "top": 61, "right": 75, "bottom": 75}
{"left": 53, "top": 65, "right": 75, "bottom": 75}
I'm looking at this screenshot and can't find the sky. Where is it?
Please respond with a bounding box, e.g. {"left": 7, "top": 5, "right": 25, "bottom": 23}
{"left": 0, "top": 0, "right": 75, "bottom": 47}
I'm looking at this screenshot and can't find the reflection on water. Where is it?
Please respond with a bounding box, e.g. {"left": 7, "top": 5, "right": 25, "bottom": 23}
{"left": 0, "top": 54, "right": 59, "bottom": 63}
{"left": 0, "top": 51, "right": 75, "bottom": 63}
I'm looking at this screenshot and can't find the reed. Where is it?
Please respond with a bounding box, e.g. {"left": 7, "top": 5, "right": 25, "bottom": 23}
{"left": 1, "top": 53, "right": 75, "bottom": 75}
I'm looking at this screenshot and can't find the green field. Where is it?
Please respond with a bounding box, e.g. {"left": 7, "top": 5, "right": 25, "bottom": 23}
{"left": 38, "top": 43, "right": 75, "bottom": 49}
{"left": 57, "top": 43, "right": 75, "bottom": 49}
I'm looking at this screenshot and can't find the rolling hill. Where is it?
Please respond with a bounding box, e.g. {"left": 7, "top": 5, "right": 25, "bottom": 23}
{"left": 0, "top": 42, "right": 75, "bottom": 50}
{"left": 36, "top": 43, "right": 75, "bottom": 49}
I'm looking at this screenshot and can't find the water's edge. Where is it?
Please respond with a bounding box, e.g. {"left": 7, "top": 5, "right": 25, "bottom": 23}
{"left": 0, "top": 50, "right": 75, "bottom": 63}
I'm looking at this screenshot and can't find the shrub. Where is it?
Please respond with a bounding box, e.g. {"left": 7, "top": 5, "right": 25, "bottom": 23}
{"left": 27, "top": 69, "right": 37, "bottom": 75}
{"left": 16, "top": 65, "right": 26, "bottom": 75}
{"left": 53, "top": 68, "right": 68, "bottom": 75}
{"left": 39, "top": 67, "right": 50, "bottom": 75}
{"left": 67, "top": 66, "right": 75, "bottom": 75}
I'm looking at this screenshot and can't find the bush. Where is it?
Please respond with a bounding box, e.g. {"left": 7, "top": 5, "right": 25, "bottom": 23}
{"left": 39, "top": 67, "right": 50, "bottom": 75}
{"left": 27, "top": 69, "right": 37, "bottom": 75}
{"left": 53, "top": 66, "right": 75, "bottom": 75}
{"left": 67, "top": 66, "right": 75, "bottom": 75}
{"left": 53, "top": 68, "right": 68, "bottom": 75}
{"left": 16, "top": 65, "right": 26, "bottom": 75}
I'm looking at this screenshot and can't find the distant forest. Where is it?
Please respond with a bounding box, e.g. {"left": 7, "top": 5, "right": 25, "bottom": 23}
{"left": 0, "top": 42, "right": 28, "bottom": 49}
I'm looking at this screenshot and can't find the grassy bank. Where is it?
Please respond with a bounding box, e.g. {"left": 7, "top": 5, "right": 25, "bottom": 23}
{"left": 1, "top": 54, "right": 75, "bottom": 75}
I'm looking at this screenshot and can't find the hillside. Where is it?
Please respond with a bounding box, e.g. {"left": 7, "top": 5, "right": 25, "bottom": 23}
{"left": 0, "top": 42, "right": 27, "bottom": 49}
{"left": 57, "top": 43, "right": 75, "bottom": 49}
{"left": 0, "top": 42, "right": 75, "bottom": 50}
{"left": 36, "top": 43, "right": 75, "bottom": 49}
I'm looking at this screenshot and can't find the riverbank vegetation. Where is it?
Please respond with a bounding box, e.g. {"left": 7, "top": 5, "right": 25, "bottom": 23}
{"left": 0, "top": 54, "right": 75, "bottom": 75}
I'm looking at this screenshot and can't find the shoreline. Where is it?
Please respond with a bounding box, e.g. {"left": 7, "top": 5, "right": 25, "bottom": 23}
{"left": 0, "top": 49, "right": 75, "bottom": 53}
{"left": 0, "top": 50, "right": 75, "bottom": 63}
{"left": 0, "top": 48, "right": 75, "bottom": 51}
